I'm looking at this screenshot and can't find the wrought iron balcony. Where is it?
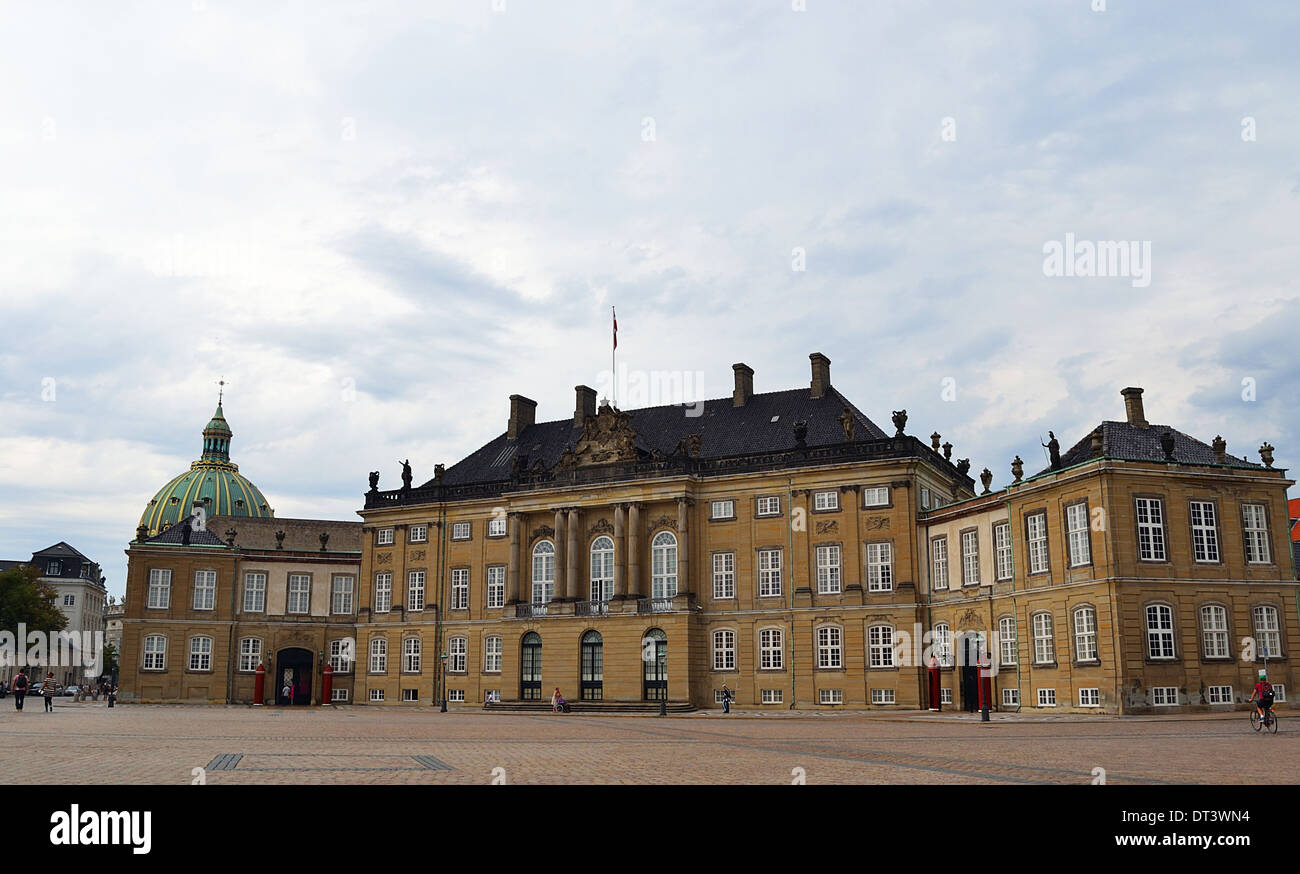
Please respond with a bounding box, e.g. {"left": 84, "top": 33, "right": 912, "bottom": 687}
{"left": 516, "top": 602, "right": 548, "bottom": 619}
{"left": 575, "top": 600, "right": 610, "bottom": 617}
{"left": 637, "top": 597, "right": 675, "bottom": 614}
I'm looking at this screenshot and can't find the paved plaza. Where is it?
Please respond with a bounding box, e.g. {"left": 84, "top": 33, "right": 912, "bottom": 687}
{"left": 0, "top": 700, "right": 1294, "bottom": 785}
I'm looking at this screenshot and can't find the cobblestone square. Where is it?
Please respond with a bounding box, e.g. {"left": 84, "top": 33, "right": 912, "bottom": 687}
{"left": 1, "top": 700, "right": 1294, "bottom": 785}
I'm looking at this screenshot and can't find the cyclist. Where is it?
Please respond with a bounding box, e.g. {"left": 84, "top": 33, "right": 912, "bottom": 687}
{"left": 1248, "top": 670, "right": 1275, "bottom": 725}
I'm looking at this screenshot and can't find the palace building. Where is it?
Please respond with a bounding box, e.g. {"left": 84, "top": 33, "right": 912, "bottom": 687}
{"left": 120, "top": 355, "right": 1299, "bottom": 713}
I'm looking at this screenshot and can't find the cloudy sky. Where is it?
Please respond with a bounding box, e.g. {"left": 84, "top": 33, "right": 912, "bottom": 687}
{"left": 1, "top": 1, "right": 1297, "bottom": 598}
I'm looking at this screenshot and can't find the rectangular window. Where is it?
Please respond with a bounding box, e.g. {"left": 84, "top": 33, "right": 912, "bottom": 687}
{"left": 238, "top": 638, "right": 261, "bottom": 672}
{"left": 376, "top": 528, "right": 394, "bottom": 546}
{"left": 331, "top": 688, "right": 349, "bottom": 702}
{"left": 369, "top": 688, "right": 385, "bottom": 702}
{"left": 758, "top": 549, "right": 782, "bottom": 597}
{"left": 402, "top": 688, "right": 419, "bottom": 702}
{"left": 869, "top": 626, "right": 895, "bottom": 668}
{"left": 931, "top": 537, "right": 948, "bottom": 591}
{"left": 447, "top": 689, "right": 465, "bottom": 702}
{"left": 862, "top": 487, "right": 890, "bottom": 507}
{"left": 1073, "top": 608, "right": 1098, "bottom": 662}
{"left": 487, "top": 517, "right": 507, "bottom": 538}
{"left": 1066, "top": 503, "right": 1090, "bottom": 567}
{"left": 407, "top": 571, "right": 425, "bottom": 611}
{"left": 374, "top": 572, "right": 392, "bottom": 613}
{"left": 409, "top": 524, "right": 428, "bottom": 543}
{"left": 1201, "top": 605, "right": 1229, "bottom": 659}
{"left": 404, "top": 638, "right": 423, "bottom": 673}
{"left": 921, "top": 487, "right": 931, "bottom": 508}
{"left": 870, "top": 688, "right": 896, "bottom": 705}
{"left": 188, "top": 638, "right": 212, "bottom": 672}
{"left": 452, "top": 568, "right": 469, "bottom": 610}
{"left": 484, "top": 637, "right": 503, "bottom": 673}
{"left": 819, "top": 689, "right": 843, "bottom": 705}
{"left": 63, "top": 594, "right": 75, "bottom": 606}
{"left": 940, "top": 688, "right": 953, "bottom": 705}
{"left": 1037, "top": 688, "right": 1057, "bottom": 707}
{"left": 1189, "top": 501, "right": 1220, "bottom": 562}
{"left": 1151, "top": 686, "right": 1178, "bottom": 706}
{"left": 486, "top": 566, "right": 505, "bottom": 608}
{"left": 813, "top": 491, "right": 839, "bottom": 511}
{"left": 1242, "top": 504, "right": 1271, "bottom": 564}
{"left": 1253, "top": 606, "right": 1281, "bottom": 659}
{"left": 1207, "top": 685, "right": 1233, "bottom": 705}
{"left": 1146, "top": 604, "right": 1175, "bottom": 659}
{"left": 329, "top": 639, "right": 353, "bottom": 673}
{"left": 817, "top": 626, "right": 843, "bottom": 669}
{"left": 1033, "top": 613, "right": 1055, "bottom": 664}
{"left": 816, "top": 544, "right": 842, "bottom": 594}
{"left": 713, "top": 630, "right": 735, "bottom": 671}
{"left": 193, "top": 570, "right": 216, "bottom": 610}
{"left": 332, "top": 576, "right": 354, "bottom": 614}
{"left": 961, "top": 530, "right": 980, "bottom": 586}
{"left": 761, "top": 689, "right": 783, "bottom": 705}
{"left": 994, "top": 523, "right": 1013, "bottom": 581}
{"left": 866, "top": 542, "right": 893, "bottom": 592}
{"left": 243, "top": 572, "right": 266, "bottom": 612}
{"left": 1027, "top": 512, "right": 1049, "bottom": 573}
{"left": 1135, "top": 497, "right": 1166, "bottom": 561}
{"left": 999, "top": 616, "right": 1017, "bottom": 666}
{"left": 760, "top": 628, "right": 783, "bottom": 670}
{"left": 756, "top": 496, "right": 780, "bottom": 517}
{"left": 287, "top": 574, "right": 311, "bottom": 614}
{"left": 47, "top": 560, "right": 61, "bottom": 576}
{"left": 712, "top": 552, "right": 735, "bottom": 600}
{"left": 1002, "top": 688, "right": 1019, "bottom": 707}
{"left": 1078, "top": 688, "right": 1100, "bottom": 707}
{"left": 147, "top": 569, "right": 172, "bottom": 609}
{"left": 1274, "top": 685, "right": 1287, "bottom": 703}
{"left": 451, "top": 521, "right": 471, "bottom": 541}
{"left": 710, "top": 500, "right": 735, "bottom": 520}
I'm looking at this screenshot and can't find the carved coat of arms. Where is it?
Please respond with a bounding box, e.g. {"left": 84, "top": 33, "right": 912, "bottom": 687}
{"left": 558, "top": 403, "right": 640, "bottom": 469}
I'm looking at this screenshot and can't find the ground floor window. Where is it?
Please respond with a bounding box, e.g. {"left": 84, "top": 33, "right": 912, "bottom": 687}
{"left": 369, "top": 688, "right": 385, "bottom": 702}
{"left": 1078, "top": 688, "right": 1100, "bottom": 707}
{"left": 1274, "top": 685, "right": 1287, "bottom": 702}
{"left": 761, "top": 689, "right": 782, "bottom": 704}
{"left": 447, "top": 689, "right": 465, "bottom": 702}
{"left": 870, "top": 688, "right": 896, "bottom": 705}
{"left": 402, "top": 688, "right": 418, "bottom": 702}
{"left": 1206, "top": 685, "right": 1233, "bottom": 705}
{"left": 331, "top": 688, "right": 349, "bottom": 702}
{"left": 1037, "top": 688, "right": 1056, "bottom": 707}
{"left": 1002, "top": 688, "right": 1019, "bottom": 707}
{"left": 940, "top": 688, "right": 952, "bottom": 705}
{"left": 819, "top": 689, "right": 843, "bottom": 705}
{"left": 1151, "top": 686, "right": 1178, "bottom": 706}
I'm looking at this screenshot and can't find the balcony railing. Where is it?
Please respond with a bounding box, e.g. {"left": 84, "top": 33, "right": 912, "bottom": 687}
{"left": 516, "top": 603, "right": 548, "bottom": 619}
{"left": 637, "top": 598, "right": 675, "bottom": 614}
{"left": 575, "top": 600, "right": 610, "bottom": 617}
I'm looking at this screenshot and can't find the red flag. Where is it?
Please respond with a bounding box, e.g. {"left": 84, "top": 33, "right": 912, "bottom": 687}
{"left": 612, "top": 307, "right": 618, "bottom": 350}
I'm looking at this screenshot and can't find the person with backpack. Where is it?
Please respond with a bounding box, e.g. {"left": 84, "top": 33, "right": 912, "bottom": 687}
{"left": 12, "top": 669, "right": 28, "bottom": 711}
{"left": 1249, "top": 670, "right": 1275, "bottom": 726}
{"left": 38, "top": 672, "right": 58, "bottom": 712}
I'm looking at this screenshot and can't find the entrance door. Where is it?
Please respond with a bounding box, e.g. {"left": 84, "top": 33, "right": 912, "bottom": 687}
{"left": 520, "top": 633, "right": 542, "bottom": 701}
{"left": 961, "top": 635, "right": 980, "bottom": 712}
{"left": 643, "top": 629, "right": 666, "bottom": 701}
{"left": 580, "top": 631, "right": 603, "bottom": 701}
{"left": 276, "top": 648, "right": 314, "bottom": 705}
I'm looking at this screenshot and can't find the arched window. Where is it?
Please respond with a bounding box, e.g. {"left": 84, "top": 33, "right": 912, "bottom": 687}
{"left": 238, "top": 637, "right": 263, "bottom": 672}
{"left": 403, "top": 637, "right": 422, "bottom": 673}
{"left": 449, "top": 637, "right": 466, "bottom": 673}
{"left": 142, "top": 634, "right": 167, "bottom": 671}
{"left": 1073, "top": 606, "right": 1098, "bottom": 662}
{"left": 1031, "top": 613, "right": 1054, "bottom": 664}
{"left": 713, "top": 629, "right": 736, "bottom": 670}
{"left": 532, "top": 541, "right": 555, "bottom": 604}
{"left": 520, "top": 632, "right": 542, "bottom": 701}
{"left": 580, "top": 631, "right": 603, "bottom": 701}
{"left": 817, "top": 625, "right": 842, "bottom": 669}
{"left": 651, "top": 531, "right": 678, "bottom": 600}
{"left": 1200, "top": 605, "right": 1229, "bottom": 659}
{"left": 1145, "top": 604, "right": 1175, "bottom": 660}
{"left": 998, "top": 616, "right": 1017, "bottom": 666}
{"left": 759, "top": 627, "right": 783, "bottom": 670}
{"left": 1253, "top": 605, "right": 1282, "bottom": 658}
{"left": 484, "top": 636, "right": 503, "bottom": 673}
{"left": 590, "top": 536, "right": 614, "bottom": 603}
{"left": 188, "top": 636, "right": 213, "bottom": 671}
{"left": 933, "top": 623, "right": 953, "bottom": 667}
{"left": 643, "top": 629, "right": 667, "bottom": 700}
{"left": 868, "top": 625, "right": 895, "bottom": 668}
{"left": 369, "top": 637, "right": 387, "bottom": 674}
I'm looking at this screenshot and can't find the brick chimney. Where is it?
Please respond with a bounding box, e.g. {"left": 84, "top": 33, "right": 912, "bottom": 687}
{"left": 732, "top": 363, "right": 754, "bottom": 407}
{"left": 508, "top": 394, "right": 537, "bottom": 440}
{"left": 809, "top": 352, "right": 831, "bottom": 399}
{"left": 574, "top": 385, "right": 596, "bottom": 426}
{"left": 1121, "top": 387, "right": 1148, "bottom": 429}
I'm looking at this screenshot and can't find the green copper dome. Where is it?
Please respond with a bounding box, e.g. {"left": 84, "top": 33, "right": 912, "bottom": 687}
{"left": 138, "top": 399, "right": 274, "bottom": 536}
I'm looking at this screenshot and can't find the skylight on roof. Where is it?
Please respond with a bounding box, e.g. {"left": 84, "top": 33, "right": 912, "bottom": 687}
{"left": 770, "top": 415, "right": 780, "bottom": 423}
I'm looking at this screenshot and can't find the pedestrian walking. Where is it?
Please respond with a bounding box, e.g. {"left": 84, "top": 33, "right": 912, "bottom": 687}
{"left": 107, "top": 685, "right": 116, "bottom": 708}
{"left": 12, "top": 669, "right": 28, "bottom": 711}
{"left": 39, "top": 672, "right": 58, "bottom": 712}
{"left": 282, "top": 681, "right": 292, "bottom": 705}
{"left": 721, "top": 683, "right": 733, "bottom": 714}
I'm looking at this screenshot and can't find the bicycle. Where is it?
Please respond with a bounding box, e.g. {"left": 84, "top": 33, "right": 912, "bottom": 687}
{"left": 1249, "top": 703, "right": 1278, "bottom": 734}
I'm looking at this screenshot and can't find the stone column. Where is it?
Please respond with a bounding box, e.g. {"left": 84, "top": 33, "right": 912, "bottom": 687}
{"left": 676, "top": 497, "right": 691, "bottom": 597}
{"left": 567, "top": 507, "right": 581, "bottom": 601}
{"left": 628, "top": 503, "right": 642, "bottom": 598}
{"left": 553, "top": 508, "right": 566, "bottom": 600}
{"left": 613, "top": 504, "right": 627, "bottom": 598}
{"left": 507, "top": 512, "right": 521, "bottom": 604}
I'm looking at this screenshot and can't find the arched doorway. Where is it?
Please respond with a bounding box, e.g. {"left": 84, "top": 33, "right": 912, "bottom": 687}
{"left": 580, "top": 631, "right": 603, "bottom": 701}
{"left": 276, "top": 647, "right": 313, "bottom": 706}
{"left": 520, "top": 632, "right": 542, "bottom": 701}
{"left": 643, "top": 629, "right": 666, "bottom": 701}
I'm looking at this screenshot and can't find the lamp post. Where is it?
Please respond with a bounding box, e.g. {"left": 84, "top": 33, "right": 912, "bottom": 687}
{"left": 658, "top": 647, "right": 667, "bottom": 717}
{"left": 440, "top": 652, "right": 448, "bottom": 713}
{"left": 979, "top": 651, "right": 990, "bottom": 723}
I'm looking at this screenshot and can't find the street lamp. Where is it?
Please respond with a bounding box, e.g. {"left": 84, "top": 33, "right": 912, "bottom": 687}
{"left": 439, "top": 652, "right": 448, "bottom": 713}
{"left": 658, "top": 647, "right": 667, "bottom": 717}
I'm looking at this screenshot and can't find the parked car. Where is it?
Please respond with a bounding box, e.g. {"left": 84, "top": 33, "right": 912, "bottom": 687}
{"left": 63, "top": 685, "right": 82, "bottom": 697}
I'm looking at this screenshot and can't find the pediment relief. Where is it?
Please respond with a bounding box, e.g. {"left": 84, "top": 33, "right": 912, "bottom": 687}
{"left": 558, "top": 403, "right": 640, "bottom": 469}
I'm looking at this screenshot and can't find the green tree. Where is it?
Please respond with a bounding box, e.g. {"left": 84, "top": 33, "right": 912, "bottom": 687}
{"left": 0, "top": 565, "right": 68, "bottom": 636}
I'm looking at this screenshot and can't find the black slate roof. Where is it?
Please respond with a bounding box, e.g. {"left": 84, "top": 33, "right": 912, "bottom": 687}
{"left": 434, "top": 386, "right": 891, "bottom": 488}
{"left": 0, "top": 560, "right": 26, "bottom": 573}
{"left": 144, "top": 517, "right": 229, "bottom": 547}
{"left": 31, "top": 542, "right": 91, "bottom": 561}
{"left": 1040, "top": 420, "right": 1264, "bottom": 477}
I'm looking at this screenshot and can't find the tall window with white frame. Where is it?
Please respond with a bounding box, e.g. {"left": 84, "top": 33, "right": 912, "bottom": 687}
{"left": 403, "top": 637, "right": 422, "bottom": 673}
{"left": 532, "top": 541, "right": 555, "bottom": 605}
{"left": 288, "top": 574, "right": 311, "bottom": 614}
{"left": 1146, "top": 604, "right": 1175, "bottom": 659}
{"left": 713, "top": 629, "right": 735, "bottom": 670}
{"left": 484, "top": 636, "right": 502, "bottom": 673}
{"left": 373, "top": 571, "right": 392, "bottom": 613}
{"left": 451, "top": 568, "right": 469, "bottom": 610}
{"left": 1135, "top": 497, "right": 1167, "bottom": 561}
{"left": 816, "top": 544, "right": 841, "bottom": 594}
{"left": 449, "top": 637, "right": 466, "bottom": 673}
{"left": 1253, "top": 605, "right": 1281, "bottom": 659}
{"left": 369, "top": 637, "right": 387, "bottom": 674}
{"left": 1073, "top": 606, "right": 1098, "bottom": 662}
{"left": 651, "top": 531, "right": 678, "bottom": 601}
{"left": 590, "top": 536, "right": 614, "bottom": 602}
{"left": 1242, "top": 504, "right": 1271, "bottom": 564}
{"left": 712, "top": 552, "right": 735, "bottom": 600}
{"left": 866, "top": 542, "right": 892, "bottom": 592}
{"left": 1189, "top": 501, "right": 1220, "bottom": 562}
{"left": 330, "top": 639, "right": 353, "bottom": 673}
{"left": 143, "top": 635, "right": 166, "bottom": 670}
{"left": 332, "top": 576, "right": 354, "bottom": 615}
{"left": 1032, "top": 613, "right": 1054, "bottom": 664}
{"left": 239, "top": 638, "right": 261, "bottom": 672}
{"left": 1066, "top": 503, "right": 1090, "bottom": 567}
{"left": 1026, "top": 512, "right": 1049, "bottom": 574}
{"left": 1200, "top": 605, "right": 1229, "bottom": 659}
{"left": 758, "top": 548, "right": 781, "bottom": 597}
{"left": 188, "top": 637, "right": 212, "bottom": 671}
{"left": 193, "top": 570, "right": 216, "bottom": 610}
{"left": 759, "top": 627, "right": 783, "bottom": 670}
{"left": 999, "top": 616, "right": 1017, "bottom": 666}
{"left": 817, "top": 626, "right": 843, "bottom": 669}
{"left": 406, "top": 571, "right": 425, "bottom": 612}
{"left": 994, "top": 522, "right": 1013, "bottom": 582}
{"left": 931, "top": 537, "right": 948, "bottom": 590}
{"left": 486, "top": 566, "right": 505, "bottom": 609}
{"left": 869, "top": 625, "right": 895, "bottom": 668}
{"left": 933, "top": 623, "right": 952, "bottom": 667}
{"left": 147, "top": 568, "right": 172, "bottom": 609}
{"left": 961, "top": 530, "right": 979, "bottom": 586}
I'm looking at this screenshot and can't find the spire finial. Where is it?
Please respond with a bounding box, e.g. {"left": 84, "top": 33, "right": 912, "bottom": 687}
{"left": 216, "top": 377, "right": 225, "bottom": 406}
